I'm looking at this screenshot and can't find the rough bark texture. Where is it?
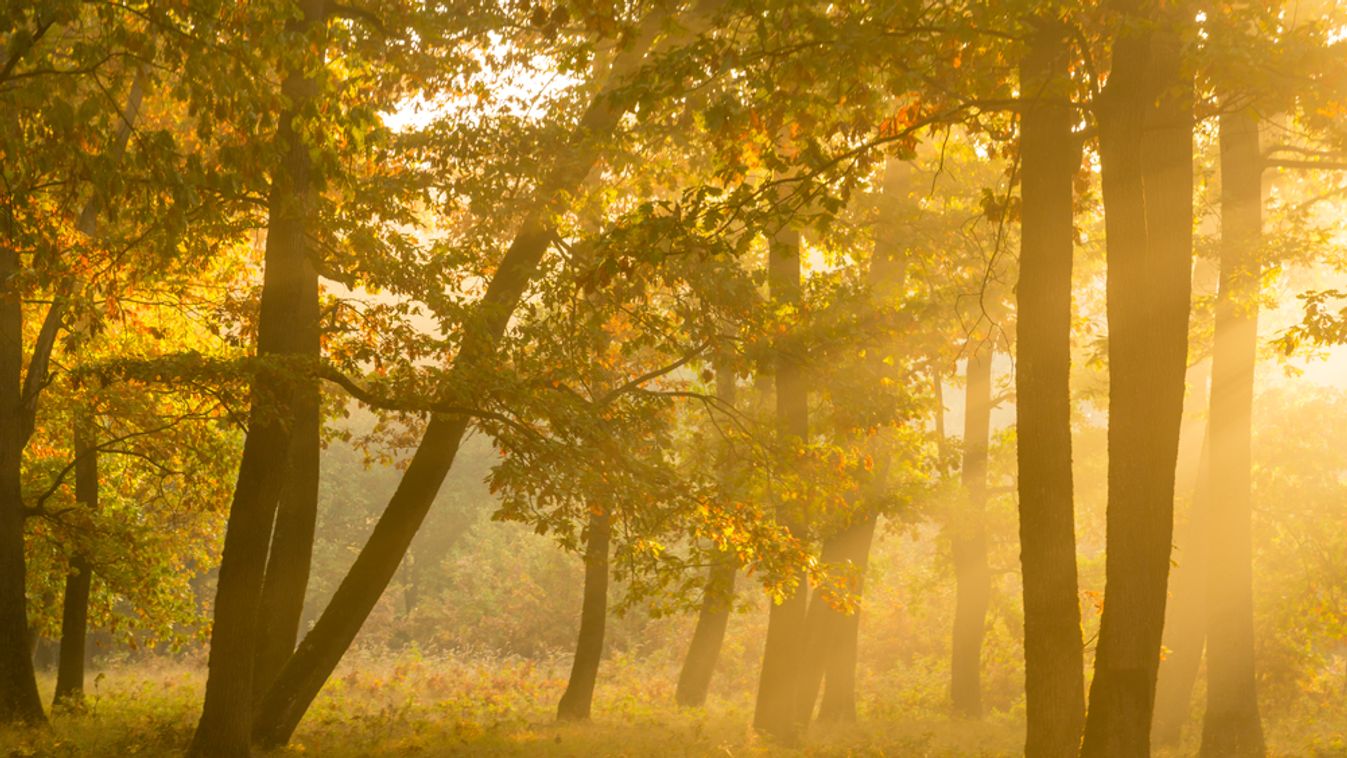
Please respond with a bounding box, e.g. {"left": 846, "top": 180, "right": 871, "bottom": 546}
{"left": 950, "top": 345, "right": 992, "bottom": 718}
{"left": 1198, "top": 106, "right": 1265, "bottom": 758}
{"left": 675, "top": 368, "right": 738, "bottom": 708}
{"left": 556, "top": 511, "right": 612, "bottom": 720}
{"left": 0, "top": 247, "right": 45, "bottom": 724}
{"left": 54, "top": 422, "right": 97, "bottom": 706}
{"left": 190, "top": 4, "right": 325, "bottom": 753}
{"left": 1151, "top": 428, "right": 1210, "bottom": 747}
{"left": 752, "top": 212, "right": 809, "bottom": 744}
{"left": 250, "top": 8, "right": 721, "bottom": 745}
{"left": 1016, "top": 20, "right": 1086, "bottom": 757}
{"left": 1082, "top": 9, "right": 1194, "bottom": 756}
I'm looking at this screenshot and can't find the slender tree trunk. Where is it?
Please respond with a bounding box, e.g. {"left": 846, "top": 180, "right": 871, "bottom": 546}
{"left": 1082, "top": 11, "right": 1194, "bottom": 756}
{"left": 1151, "top": 429, "right": 1210, "bottom": 747}
{"left": 752, "top": 207, "right": 809, "bottom": 744}
{"left": 676, "top": 368, "right": 738, "bottom": 708}
{"left": 0, "top": 247, "right": 45, "bottom": 725}
{"left": 0, "top": 64, "right": 145, "bottom": 730}
{"left": 1198, "top": 105, "right": 1265, "bottom": 758}
{"left": 253, "top": 312, "right": 321, "bottom": 701}
{"left": 1016, "top": 20, "right": 1085, "bottom": 756}
{"left": 795, "top": 157, "right": 909, "bottom": 725}
{"left": 54, "top": 421, "right": 98, "bottom": 706}
{"left": 191, "top": 4, "right": 325, "bottom": 753}
{"left": 815, "top": 511, "right": 877, "bottom": 722}
{"left": 951, "top": 344, "right": 992, "bottom": 718}
{"left": 557, "top": 511, "right": 612, "bottom": 720}
{"left": 250, "top": 7, "right": 722, "bottom": 745}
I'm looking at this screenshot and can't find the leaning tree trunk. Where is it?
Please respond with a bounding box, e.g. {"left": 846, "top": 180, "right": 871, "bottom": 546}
{"left": 1151, "top": 427, "right": 1211, "bottom": 747}
{"left": 54, "top": 420, "right": 98, "bottom": 706}
{"left": 950, "top": 344, "right": 992, "bottom": 718}
{"left": 1082, "top": 12, "right": 1194, "bottom": 757}
{"left": 1198, "top": 105, "right": 1265, "bottom": 758}
{"left": 190, "top": 3, "right": 325, "bottom": 754}
{"left": 250, "top": 6, "right": 723, "bottom": 746}
{"left": 752, "top": 201, "right": 810, "bottom": 745}
{"left": 675, "top": 367, "right": 739, "bottom": 708}
{"left": 1016, "top": 19, "right": 1086, "bottom": 756}
{"left": 795, "top": 157, "right": 909, "bottom": 725}
{"left": 815, "top": 511, "right": 878, "bottom": 722}
{"left": 557, "top": 511, "right": 612, "bottom": 720}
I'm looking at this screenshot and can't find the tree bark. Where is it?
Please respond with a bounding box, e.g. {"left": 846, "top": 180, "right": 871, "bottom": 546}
{"left": 1016, "top": 19, "right": 1085, "bottom": 756}
{"left": 752, "top": 204, "right": 809, "bottom": 745}
{"left": 1151, "top": 429, "right": 1210, "bottom": 747}
{"left": 190, "top": 3, "right": 326, "bottom": 753}
{"left": 815, "top": 511, "right": 877, "bottom": 722}
{"left": 675, "top": 368, "right": 738, "bottom": 708}
{"left": 252, "top": 300, "right": 321, "bottom": 701}
{"left": 250, "top": 7, "right": 722, "bottom": 746}
{"left": 54, "top": 421, "right": 97, "bottom": 706}
{"left": 951, "top": 344, "right": 992, "bottom": 718}
{"left": 0, "top": 247, "right": 45, "bottom": 725}
{"left": 1082, "top": 10, "right": 1194, "bottom": 756}
{"left": 1198, "top": 105, "right": 1265, "bottom": 758}
{"left": 556, "top": 511, "right": 612, "bottom": 720}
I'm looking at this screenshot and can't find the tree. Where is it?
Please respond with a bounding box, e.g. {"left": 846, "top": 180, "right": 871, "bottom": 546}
{"left": 1081, "top": 3, "right": 1195, "bottom": 753}
{"left": 950, "top": 342, "right": 992, "bottom": 717}
{"left": 1198, "top": 104, "right": 1265, "bottom": 758}
{"left": 1015, "top": 16, "right": 1086, "bottom": 756}
{"left": 752, "top": 183, "right": 811, "bottom": 743}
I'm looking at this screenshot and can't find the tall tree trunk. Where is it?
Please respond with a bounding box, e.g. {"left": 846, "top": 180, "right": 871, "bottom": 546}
{"left": 0, "top": 63, "right": 145, "bottom": 729}
{"left": 676, "top": 368, "right": 738, "bottom": 708}
{"left": 795, "top": 157, "right": 909, "bottom": 725}
{"left": 1151, "top": 429, "right": 1210, "bottom": 747}
{"left": 251, "top": 7, "right": 722, "bottom": 746}
{"left": 54, "top": 421, "right": 97, "bottom": 706}
{"left": 190, "top": 3, "right": 325, "bottom": 753}
{"left": 1082, "top": 11, "right": 1194, "bottom": 756}
{"left": 752, "top": 206, "right": 809, "bottom": 744}
{"left": 0, "top": 247, "right": 44, "bottom": 724}
{"left": 1016, "top": 19, "right": 1086, "bottom": 756}
{"left": 556, "top": 511, "right": 612, "bottom": 720}
{"left": 253, "top": 311, "right": 321, "bottom": 701}
{"left": 1198, "top": 105, "right": 1265, "bottom": 758}
{"left": 951, "top": 344, "right": 992, "bottom": 718}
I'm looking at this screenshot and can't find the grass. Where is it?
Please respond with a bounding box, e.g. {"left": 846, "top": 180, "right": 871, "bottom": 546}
{"left": 0, "top": 651, "right": 1340, "bottom": 756}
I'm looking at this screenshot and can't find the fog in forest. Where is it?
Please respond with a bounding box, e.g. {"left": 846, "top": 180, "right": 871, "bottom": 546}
{"left": 2, "top": 0, "right": 1346, "bottom": 756}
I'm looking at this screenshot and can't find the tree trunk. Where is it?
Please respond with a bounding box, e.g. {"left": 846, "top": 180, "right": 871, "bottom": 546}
{"left": 1198, "top": 105, "right": 1265, "bottom": 758}
{"left": 0, "top": 247, "right": 45, "bottom": 725}
{"left": 253, "top": 312, "right": 321, "bottom": 701}
{"left": 794, "top": 157, "right": 909, "bottom": 725}
{"left": 951, "top": 344, "right": 992, "bottom": 718}
{"left": 676, "top": 368, "right": 738, "bottom": 708}
{"left": 250, "top": 7, "right": 722, "bottom": 745}
{"left": 815, "top": 512, "right": 877, "bottom": 722}
{"left": 190, "top": 3, "right": 325, "bottom": 753}
{"left": 1082, "top": 11, "right": 1194, "bottom": 756}
{"left": 54, "top": 421, "right": 97, "bottom": 706}
{"left": 752, "top": 206, "right": 809, "bottom": 744}
{"left": 1016, "top": 19, "right": 1085, "bottom": 756}
{"left": 556, "top": 511, "right": 612, "bottom": 720}
{"left": 1151, "top": 429, "right": 1210, "bottom": 747}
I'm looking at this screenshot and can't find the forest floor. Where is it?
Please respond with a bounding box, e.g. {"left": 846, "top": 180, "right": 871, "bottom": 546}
{"left": 0, "top": 651, "right": 1340, "bottom": 757}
